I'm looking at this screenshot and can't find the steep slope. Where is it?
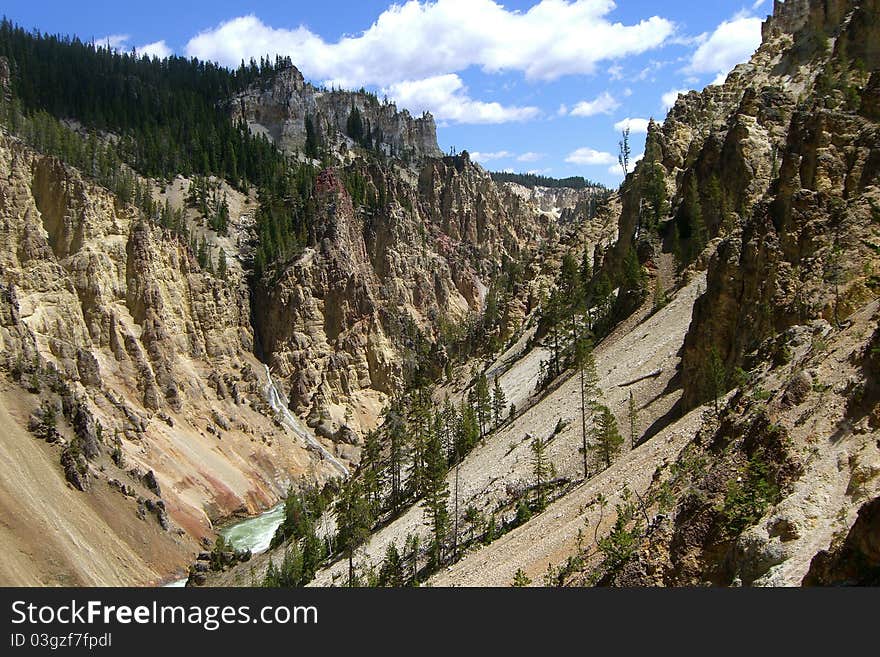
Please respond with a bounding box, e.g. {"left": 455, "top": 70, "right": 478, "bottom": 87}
{"left": 0, "top": 133, "right": 333, "bottom": 584}
{"left": 0, "top": 34, "right": 604, "bottom": 585}
{"left": 252, "top": 153, "right": 587, "bottom": 439}
{"left": 232, "top": 63, "right": 442, "bottom": 164}
{"left": 554, "top": 0, "right": 880, "bottom": 586}
{"left": 213, "top": 0, "right": 880, "bottom": 589}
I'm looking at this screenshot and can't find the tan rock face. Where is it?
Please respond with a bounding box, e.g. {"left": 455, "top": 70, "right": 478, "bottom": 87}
{"left": 253, "top": 153, "right": 598, "bottom": 434}
{"left": 0, "top": 134, "right": 329, "bottom": 584}
{"left": 590, "top": 0, "right": 880, "bottom": 411}
{"left": 231, "top": 64, "right": 442, "bottom": 163}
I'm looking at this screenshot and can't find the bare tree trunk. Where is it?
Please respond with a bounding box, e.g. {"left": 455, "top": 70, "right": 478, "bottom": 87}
{"left": 581, "top": 365, "right": 588, "bottom": 480}
{"left": 453, "top": 460, "right": 460, "bottom": 561}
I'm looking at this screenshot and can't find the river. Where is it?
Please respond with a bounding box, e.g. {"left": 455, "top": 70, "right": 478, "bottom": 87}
{"left": 163, "top": 501, "right": 286, "bottom": 587}
{"left": 162, "top": 364, "right": 346, "bottom": 587}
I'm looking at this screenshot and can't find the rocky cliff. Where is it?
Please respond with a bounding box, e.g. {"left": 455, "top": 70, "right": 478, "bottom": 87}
{"left": 578, "top": 0, "right": 880, "bottom": 586}
{"left": 232, "top": 64, "right": 442, "bottom": 163}
{"left": 0, "top": 133, "right": 336, "bottom": 584}
{"left": 253, "top": 152, "right": 602, "bottom": 443}
{"left": 0, "top": 54, "right": 604, "bottom": 584}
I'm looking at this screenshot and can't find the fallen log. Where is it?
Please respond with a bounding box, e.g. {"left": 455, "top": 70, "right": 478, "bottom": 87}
{"left": 617, "top": 368, "right": 662, "bottom": 387}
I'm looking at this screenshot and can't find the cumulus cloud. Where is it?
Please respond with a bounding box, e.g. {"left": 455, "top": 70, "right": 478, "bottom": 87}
{"left": 565, "top": 147, "right": 617, "bottom": 166}
{"left": 469, "top": 150, "right": 545, "bottom": 163}
{"left": 383, "top": 74, "right": 539, "bottom": 124}
{"left": 137, "top": 40, "right": 173, "bottom": 59}
{"left": 97, "top": 34, "right": 130, "bottom": 50}
{"left": 184, "top": 1, "right": 675, "bottom": 88}
{"left": 569, "top": 91, "right": 619, "bottom": 117}
{"left": 608, "top": 152, "right": 644, "bottom": 177}
{"left": 469, "top": 150, "right": 513, "bottom": 163}
{"left": 661, "top": 88, "right": 690, "bottom": 111}
{"left": 614, "top": 117, "right": 650, "bottom": 134}
{"left": 95, "top": 34, "right": 172, "bottom": 59}
{"left": 686, "top": 14, "right": 762, "bottom": 85}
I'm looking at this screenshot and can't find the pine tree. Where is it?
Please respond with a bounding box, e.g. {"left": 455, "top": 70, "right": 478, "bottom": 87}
{"left": 276, "top": 544, "right": 304, "bottom": 587}
{"left": 590, "top": 404, "right": 623, "bottom": 470}
{"left": 627, "top": 391, "right": 638, "bottom": 449}
{"left": 403, "top": 533, "right": 420, "bottom": 586}
{"left": 574, "top": 332, "right": 600, "bottom": 479}
{"left": 304, "top": 114, "right": 319, "bottom": 159}
{"left": 456, "top": 398, "right": 480, "bottom": 458}
{"left": 378, "top": 542, "right": 404, "bottom": 587}
{"left": 421, "top": 429, "right": 450, "bottom": 568}
{"left": 335, "top": 478, "right": 373, "bottom": 587}
{"left": 197, "top": 235, "right": 208, "bottom": 269}
{"left": 704, "top": 346, "right": 728, "bottom": 416}
{"left": 212, "top": 193, "right": 229, "bottom": 235}
{"left": 473, "top": 372, "right": 491, "bottom": 439}
{"left": 408, "top": 395, "right": 430, "bottom": 499}
{"left": 346, "top": 103, "right": 364, "bottom": 143}
{"left": 652, "top": 275, "right": 667, "bottom": 313}
{"left": 529, "top": 434, "right": 553, "bottom": 511}
{"left": 685, "top": 176, "right": 706, "bottom": 261}
{"left": 484, "top": 515, "right": 498, "bottom": 544}
{"left": 492, "top": 376, "right": 507, "bottom": 429}
{"left": 217, "top": 249, "right": 228, "bottom": 280}
{"left": 512, "top": 568, "right": 532, "bottom": 587}
{"left": 579, "top": 248, "right": 593, "bottom": 287}
{"left": 386, "top": 401, "right": 407, "bottom": 511}
{"left": 623, "top": 246, "right": 646, "bottom": 296}
{"left": 361, "top": 429, "right": 383, "bottom": 512}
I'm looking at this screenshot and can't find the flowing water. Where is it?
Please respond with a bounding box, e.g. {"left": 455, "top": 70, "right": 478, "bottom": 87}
{"left": 262, "top": 364, "right": 349, "bottom": 477}
{"left": 218, "top": 502, "right": 286, "bottom": 554}
{"left": 162, "top": 502, "right": 286, "bottom": 587}
{"left": 162, "top": 365, "right": 348, "bottom": 586}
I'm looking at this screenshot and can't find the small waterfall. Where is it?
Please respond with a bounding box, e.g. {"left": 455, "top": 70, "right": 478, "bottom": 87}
{"left": 263, "top": 364, "right": 349, "bottom": 478}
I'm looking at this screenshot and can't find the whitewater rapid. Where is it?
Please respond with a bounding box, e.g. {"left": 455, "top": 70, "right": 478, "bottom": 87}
{"left": 161, "top": 365, "right": 349, "bottom": 587}
{"left": 263, "top": 364, "right": 349, "bottom": 478}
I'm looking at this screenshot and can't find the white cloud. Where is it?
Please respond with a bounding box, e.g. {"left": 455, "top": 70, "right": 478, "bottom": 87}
{"left": 569, "top": 91, "right": 619, "bottom": 117}
{"left": 184, "top": 2, "right": 675, "bottom": 87}
{"left": 661, "top": 88, "right": 690, "bottom": 111}
{"left": 557, "top": 104, "right": 569, "bottom": 117}
{"left": 469, "top": 150, "right": 545, "bottom": 163}
{"left": 614, "top": 117, "right": 650, "bottom": 134}
{"left": 97, "top": 34, "right": 130, "bottom": 50}
{"left": 95, "top": 35, "right": 172, "bottom": 59}
{"left": 608, "top": 64, "right": 624, "bottom": 81}
{"left": 608, "top": 152, "right": 644, "bottom": 177}
{"left": 136, "top": 40, "right": 172, "bottom": 59}
{"left": 469, "top": 150, "right": 513, "bottom": 163}
{"left": 634, "top": 59, "right": 666, "bottom": 81}
{"left": 383, "top": 74, "right": 539, "bottom": 124}
{"left": 565, "top": 147, "right": 617, "bottom": 166}
{"left": 686, "top": 14, "right": 762, "bottom": 84}
{"left": 751, "top": 0, "right": 767, "bottom": 11}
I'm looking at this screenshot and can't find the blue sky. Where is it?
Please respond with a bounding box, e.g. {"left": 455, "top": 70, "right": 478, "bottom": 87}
{"left": 2, "top": 0, "right": 772, "bottom": 186}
